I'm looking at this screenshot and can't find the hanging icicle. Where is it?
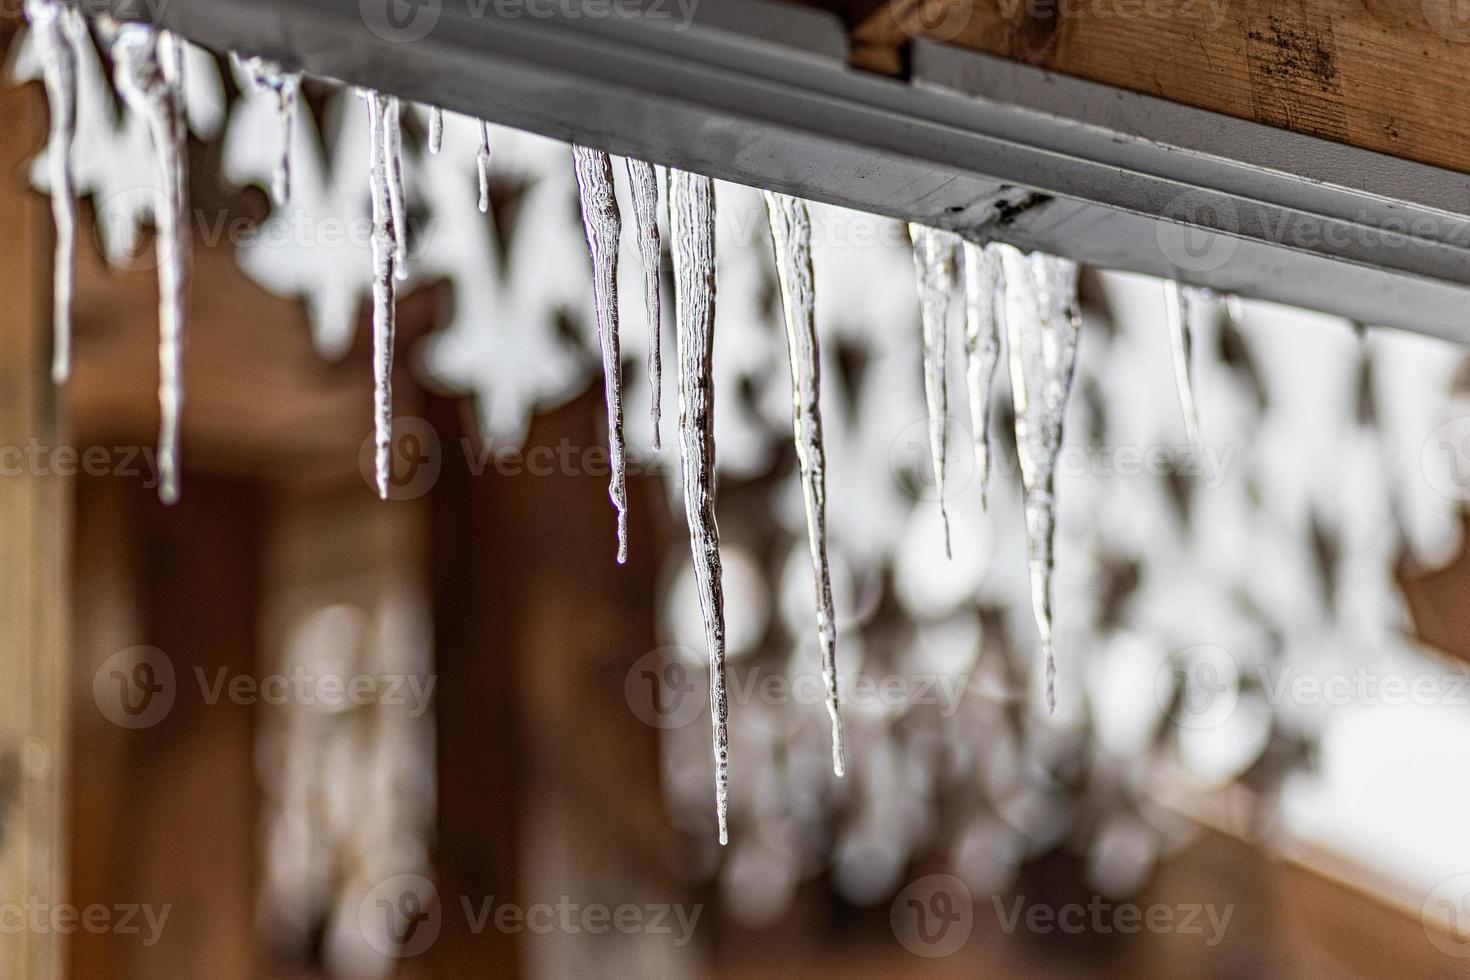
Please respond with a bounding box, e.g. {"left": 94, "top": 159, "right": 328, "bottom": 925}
{"left": 763, "top": 191, "right": 845, "bottom": 779}
{"left": 386, "top": 96, "right": 408, "bottom": 280}
{"left": 999, "top": 247, "right": 1081, "bottom": 712}
{"left": 625, "top": 157, "right": 663, "bottom": 451}
{"left": 477, "top": 121, "right": 492, "bottom": 214}
{"left": 670, "top": 169, "right": 729, "bottom": 845}
{"left": 25, "top": 0, "right": 85, "bottom": 385}
{"left": 428, "top": 106, "right": 443, "bottom": 155}
{"left": 361, "top": 89, "right": 398, "bottom": 500}
{"left": 908, "top": 223, "right": 960, "bottom": 558}
{"left": 962, "top": 241, "right": 1004, "bottom": 508}
{"left": 113, "top": 25, "right": 189, "bottom": 505}
{"left": 571, "top": 145, "right": 629, "bottom": 564}
{"left": 233, "top": 54, "right": 300, "bottom": 207}
{"left": 1164, "top": 279, "right": 1201, "bottom": 447}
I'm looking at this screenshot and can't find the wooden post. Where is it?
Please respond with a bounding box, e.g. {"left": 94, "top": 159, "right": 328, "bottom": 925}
{"left": 0, "top": 79, "right": 72, "bottom": 979}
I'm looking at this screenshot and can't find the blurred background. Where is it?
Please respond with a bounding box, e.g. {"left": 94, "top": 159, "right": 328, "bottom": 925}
{"left": 6, "top": 11, "right": 1470, "bottom": 979}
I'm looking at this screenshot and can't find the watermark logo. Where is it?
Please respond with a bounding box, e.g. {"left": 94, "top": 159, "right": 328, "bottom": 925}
{"left": 994, "top": 894, "right": 1233, "bottom": 944}
{"left": 1154, "top": 645, "right": 1239, "bottom": 730}
{"left": 92, "top": 646, "right": 437, "bottom": 728}
{"left": 1423, "top": 873, "right": 1470, "bottom": 957}
{"left": 1156, "top": 191, "right": 1240, "bottom": 273}
{"left": 888, "top": 415, "right": 974, "bottom": 504}
{"left": 624, "top": 647, "right": 704, "bottom": 730}
{"left": 93, "top": 646, "right": 176, "bottom": 730}
{"left": 625, "top": 647, "right": 971, "bottom": 729}
{"left": 1422, "top": 417, "right": 1470, "bottom": 500}
{"left": 359, "top": 417, "right": 444, "bottom": 500}
{"left": 360, "top": 0, "right": 441, "bottom": 43}
{"left": 0, "top": 900, "right": 171, "bottom": 946}
{"left": 360, "top": 874, "right": 442, "bottom": 959}
{"left": 891, "top": 875, "right": 974, "bottom": 958}
{"left": 1424, "top": 0, "right": 1470, "bottom": 41}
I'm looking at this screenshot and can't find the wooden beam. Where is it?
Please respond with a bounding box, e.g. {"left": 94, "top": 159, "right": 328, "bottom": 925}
{"left": 827, "top": 0, "right": 1470, "bottom": 175}
{"left": 0, "top": 78, "right": 71, "bottom": 980}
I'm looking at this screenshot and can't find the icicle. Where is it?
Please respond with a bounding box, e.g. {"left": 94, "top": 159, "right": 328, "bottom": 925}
{"left": 233, "top": 55, "right": 300, "bottom": 207}
{"left": 386, "top": 96, "right": 408, "bottom": 280}
{"left": 669, "top": 169, "right": 729, "bottom": 845}
{"left": 1163, "top": 280, "right": 1201, "bottom": 447}
{"left": 763, "top": 191, "right": 845, "bottom": 778}
{"left": 26, "top": 0, "right": 84, "bottom": 385}
{"left": 962, "top": 241, "right": 1004, "bottom": 508}
{"left": 428, "top": 106, "right": 443, "bottom": 154}
{"left": 1225, "top": 293, "right": 1245, "bottom": 332}
{"left": 571, "top": 146, "right": 629, "bottom": 564}
{"left": 476, "top": 121, "right": 492, "bottom": 213}
{"left": 908, "top": 223, "right": 959, "bottom": 558}
{"left": 998, "top": 247, "right": 1081, "bottom": 713}
{"left": 361, "top": 89, "right": 398, "bottom": 500}
{"left": 113, "top": 26, "right": 189, "bottom": 505}
{"left": 625, "top": 157, "right": 663, "bottom": 451}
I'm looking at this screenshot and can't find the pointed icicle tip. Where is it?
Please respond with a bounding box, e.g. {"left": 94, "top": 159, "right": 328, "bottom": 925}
{"left": 670, "top": 169, "right": 729, "bottom": 844}
{"left": 908, "top": 223, "right": 959, "bottom": 559}
{"left": 763, "top": 190, "right": 845, "bottom": 779}
{"left": 1163, "top": 279, "right": 1202, "bottom": 449}
{"left": 572, "top": 145, "right": 630, "bottom": 566}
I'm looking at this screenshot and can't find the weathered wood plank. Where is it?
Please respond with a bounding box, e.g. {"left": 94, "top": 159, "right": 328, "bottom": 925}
{"left": 0, "top": 72, "right": 71, "bottom": 980}
{"left": 829, "top": 0, "right": 1470, "bottom": 175}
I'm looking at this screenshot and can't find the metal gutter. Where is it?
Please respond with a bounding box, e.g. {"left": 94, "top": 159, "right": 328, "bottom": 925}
{"left": 104, "top": 0, "right": 1470, "bottom": 342}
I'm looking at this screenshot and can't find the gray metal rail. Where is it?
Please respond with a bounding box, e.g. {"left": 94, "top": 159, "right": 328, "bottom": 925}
{"left": 105, "top": 0, "right": 1470, "bottom": 342}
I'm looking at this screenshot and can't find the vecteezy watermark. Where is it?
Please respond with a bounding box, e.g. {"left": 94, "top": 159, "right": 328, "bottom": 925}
{"left": 360, "top": 416, "right": 675, "bottom": 500}
{"left": 94, "top": 190, "right": 439, "bottom": 274}
{"left": 1156, "top": 191, "right": 1241, "bottom": 274}
{"left": 891, "top": 875, "right": 974, "bottom": 958}
{"left": 1423, "top": 0, "right": 1470, "bottom": 42}
{"left": 1156, "top": 645, "right": 1470, "bottom": 729}
{"left": 93, "top": 647, "right": 436, "bottom": 729}
{"left": 93, "top": 646, "right": 177, "bottom": 730}
{"left": 9, "top": 0, "right": 175, "bottom": 21}
{"left": 1157, "top": 189, "right": 1470, "bottom": 273}
{"left": 0, "top": 440, "right": 163, "bottom": 487}
{"left": 1422, "top": 873, "right": 1470, "bottom": 957}
{"left": 357, "top": 874, "right": 703, "bottom": 959}
{"left": 1422, "top": 416, "right": 1470, "bottom": 500}
{"left": 624, "top": 647, "right": 971, "bottom": 730}
{"left": 887, "top": 0, "right": 1233, "bottom": 42}
{"left": 993, "top": 894, "right": 1234, "bottom": 945}
{"left": 0, "top": 901, "right": 171, "bottom": 947}
{"left": 358, "top": 0, "right": 699, "bottom": 44}
{"left": 888, "top": 415, "right": 1236, "bottom": 503}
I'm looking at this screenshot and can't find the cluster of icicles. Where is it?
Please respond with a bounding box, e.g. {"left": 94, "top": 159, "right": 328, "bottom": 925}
{"left": 24, "top": 4, "right": 1208, "bottom": 845}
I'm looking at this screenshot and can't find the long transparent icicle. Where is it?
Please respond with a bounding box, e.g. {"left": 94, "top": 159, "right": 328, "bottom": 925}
{"left": 670, "top": 170, "right": 729, "bottom": 845}
{"left": 27, "top": 0, "right": 83, "bottom": 384}
{"left": 429, "top": 106, "right": 443, "bottom": 154}
{"left": 113, "top": 26, "right": 189, "bottom": 505}
{"left": 908, "top": 224, "right": 959, "bottom": 557}
{"left": 477, "top": 122, "right": 492, "bottom": 213}
{"left": 572, "top": 146, "right": 629, "bottom": 564}
{"left": 1163, "top": 280, "right": 1201, "bottom": 447}
{"left": 962, "top": 241, "right": 1003, "bottom": 507}
{"left": 998, "top": 247, "right": 1081, "bottom": 713}
{"left": 763, "top": 191, "right": 845, "bottom": 778}
{"left": 386, "top": 96, "right": 408, "bottom": 279}
{"left": 625, "top": 158, "right": 663, "bottom": 450}
{"left": 361, "top": 90, "right": 398, "bottom": 500}
{"left": 234, "top": 55, "right": 300, "bottom": 206}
